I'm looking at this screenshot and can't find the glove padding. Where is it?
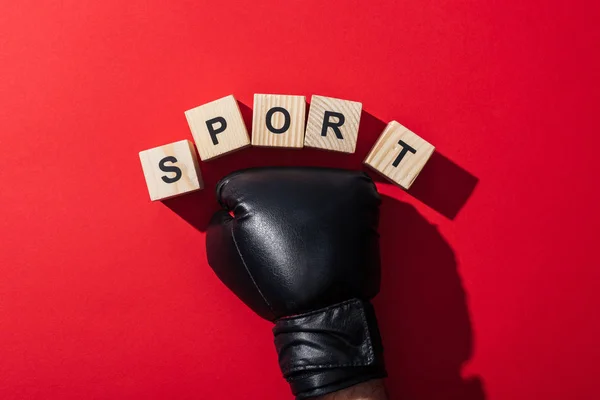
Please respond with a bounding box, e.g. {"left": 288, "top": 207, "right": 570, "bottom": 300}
{"left": 206, "top": 167, "right": 386, "bottom": 399}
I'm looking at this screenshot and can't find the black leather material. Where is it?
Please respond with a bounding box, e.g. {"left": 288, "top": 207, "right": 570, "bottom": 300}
{"left": 274, "top": 299, "right": 386, "bottom": 399}
{"left": 206, "top": 167, "right": 386, "bottom": 399}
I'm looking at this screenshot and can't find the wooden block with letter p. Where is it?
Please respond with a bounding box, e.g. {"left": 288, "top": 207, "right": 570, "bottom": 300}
{"left": 139, "top": 139, "right": 203, "bottom": 201}
{"left": 185, "top": 95, "right": 250, "bottom": 161}
{"left": 252, "top": 94, "right": 306, "bottom": 148}
{"left": 304, "top": 95, "right": 362, "bottom": 153}
{"left": 364, "top": 121, "right": 435, "bottom": 190}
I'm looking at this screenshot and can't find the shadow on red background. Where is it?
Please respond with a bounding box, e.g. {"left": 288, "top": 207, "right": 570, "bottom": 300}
{"left": 375, "top": 195, "right": 485, "bottom": 400}
{"left": 163, "top": 103, "right": 484, "bottom": 399}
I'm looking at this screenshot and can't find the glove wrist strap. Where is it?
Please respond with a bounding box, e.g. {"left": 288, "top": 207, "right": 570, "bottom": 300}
{"left": 273, "top": 299, "right": 387, "bottom": 400}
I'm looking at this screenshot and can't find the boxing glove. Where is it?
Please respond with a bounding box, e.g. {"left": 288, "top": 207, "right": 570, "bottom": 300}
{"left": 206, "top": 167, "right": 386, "bottom": 399}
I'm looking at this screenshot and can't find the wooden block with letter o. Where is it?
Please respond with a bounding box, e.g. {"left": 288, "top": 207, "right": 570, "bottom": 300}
{"left": 139, "top": 140, "right": 203, "bottom": 201}
{"left": 364, "top": 121, "right": 435, "bottom": 190}
{"left": 252, "top": 94, "right": 306, "bottom": 148}
{"left": 185, "top": 95, "right": 250, "bottom": 161}
{"left": 305, "top": 95, "right": 362, "bottom": 153}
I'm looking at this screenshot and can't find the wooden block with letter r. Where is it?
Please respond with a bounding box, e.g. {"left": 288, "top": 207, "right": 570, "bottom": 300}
{"left": 185, "top": 95, "right": 251, "bottom": 161}
{"left": 139, "top": 140, "right": 203, "bottom": 201}
{"left": 252, "top": 94, "right": 306, "bottom": 148}
{"left": 364, "top": 121, "right": 435, "bottom": 190}
{"left": 304, "top": 95, "right": 362, "bottom": 153}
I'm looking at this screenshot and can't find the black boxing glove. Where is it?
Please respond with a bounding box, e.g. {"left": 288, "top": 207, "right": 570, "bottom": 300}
{"left": 206, "top": 167, "right": 386, "bottom": 399}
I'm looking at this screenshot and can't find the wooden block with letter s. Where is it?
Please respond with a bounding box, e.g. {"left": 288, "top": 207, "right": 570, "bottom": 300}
{"left": 139, "top": 140, "right": 203, "bottom": 201}
{"left": 304, "top": 95, "right": 362, "bottom": 153}
{"left": 185, "top": 95, "right": 251, "bottom": 161}
{"left": 252, "top": 94, "right": 306, "bottom": 148}
{"left": 364, "top": 121, "right": 435, "bottom": 190}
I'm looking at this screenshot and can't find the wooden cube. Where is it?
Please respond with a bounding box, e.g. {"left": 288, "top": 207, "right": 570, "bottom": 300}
{"left": 304, "top": 95, "right": 362, "bottom": 153}
{"left": 185, "top": 95, "right": 250, "bottom": 161}
{"left": 139, "top": 140, "right": 203, "bottom": 201}
{"left": 364, "top": 121, "right": 435, "bottom": 190}
{"left": 251, "top": 94, "right": 306, "bottom": 148}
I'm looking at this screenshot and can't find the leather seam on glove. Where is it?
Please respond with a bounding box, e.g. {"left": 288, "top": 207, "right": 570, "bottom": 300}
{"left": 277, "top": 298, "right": 358, "bottom": 320}
{"left": 229, "top": 222, "right": 275, "bottom": 317}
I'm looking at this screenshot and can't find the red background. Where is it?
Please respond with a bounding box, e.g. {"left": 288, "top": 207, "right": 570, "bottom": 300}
{"left": 1, "top": 1, "right": 599, "bottom": 399}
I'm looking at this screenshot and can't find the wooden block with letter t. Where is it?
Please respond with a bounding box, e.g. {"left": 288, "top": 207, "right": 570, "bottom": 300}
{"left": 252, "top": 94, "right": 306, "bottom": 148}
{"left": 185, "top": 95, "right": 250, "bottom": 161}
{"left": 139, "top": 140, "right": 203, "bottom": 201}
{"left": 304, "top": 95, "right": 362, "bottom": 153}
{"left": 364, "top": 121, "right": 435, "bottom": 190}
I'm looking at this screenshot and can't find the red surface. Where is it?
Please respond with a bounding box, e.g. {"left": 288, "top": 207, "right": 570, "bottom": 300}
{"left": 1, "top": 1, "right": 599, "bottom": 399}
